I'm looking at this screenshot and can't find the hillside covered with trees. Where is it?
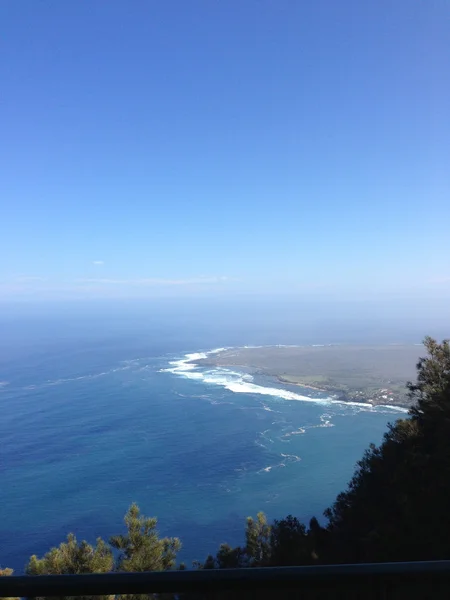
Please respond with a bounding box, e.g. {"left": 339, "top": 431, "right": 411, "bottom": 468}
{"left": 2, "top": 337, "right": 450, "bottom": 584}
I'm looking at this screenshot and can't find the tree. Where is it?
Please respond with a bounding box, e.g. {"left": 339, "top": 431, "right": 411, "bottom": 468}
{"left": 26, "top": 534, "right": 114, "bottom": 600}
{"left": 24, "top": 505, "right": 180, "bottom": 600}
{"left": 110, "top": 503, "right": 181, "bottom": 572}
{"left": 269, "top": 515, "right": 308, "bottom": 566}
{"left": 196, "top": 512, "right": 270, "bottom": 569}
{"left": 201, "top": 512, "right": 330, "bottom": 568}
{"left": 324, "top": 338, "right": 450, "bottom": 563}
{"left": 307, "top": 516, "right": 329, "bottom": 563}
{"left": 27, "top": 534, "right": 114, "bottom": 576}
{"left": 109, "top": 504, "right": 181, "bottom": 600}
{"left": 408, "top": 337, "right": 450, "bottom": 431}
{"left": 0, "top": 567, "right": 19, "bottom": 600}
{"left": 245, "top": 512, "right": 271, "bottom": 567}
{"left": 214, "top": 544, "right": 246, "bottom": 569}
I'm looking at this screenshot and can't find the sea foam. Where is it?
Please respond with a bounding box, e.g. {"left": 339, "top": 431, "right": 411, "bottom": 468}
{"left": 162, "top": 348, "right": 409, "bottom": 413}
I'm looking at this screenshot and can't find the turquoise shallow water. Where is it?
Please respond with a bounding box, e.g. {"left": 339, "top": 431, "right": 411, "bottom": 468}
{"left": 0, "top": 314, "right": 405, "bottom": 571}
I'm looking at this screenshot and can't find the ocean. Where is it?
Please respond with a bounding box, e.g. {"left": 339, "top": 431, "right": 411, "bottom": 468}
{"left": 0, "top": 304, "right": 410, "bottom": 572}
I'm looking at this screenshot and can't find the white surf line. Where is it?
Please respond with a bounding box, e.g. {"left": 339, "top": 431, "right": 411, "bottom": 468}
{"left": 162, "top": 347, "right": 409, "bottom": 414}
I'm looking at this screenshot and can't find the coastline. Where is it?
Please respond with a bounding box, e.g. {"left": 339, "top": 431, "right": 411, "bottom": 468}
{"left": 275, "top": 374, "right": 379, "bottom": 407}
{"left": 196, "top": 345, "right": 415, "bottom": 410}
{"left": 276, "top": 375, "right": 328, "bottom": 393}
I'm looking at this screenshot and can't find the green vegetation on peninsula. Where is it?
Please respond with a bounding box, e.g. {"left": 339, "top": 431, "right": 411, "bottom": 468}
{"left": 199, "top": 344, "right": 423, "bottom": 407}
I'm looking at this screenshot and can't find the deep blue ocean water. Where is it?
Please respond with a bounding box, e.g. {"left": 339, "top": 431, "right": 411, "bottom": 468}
{"left": 0, "top": 306, "right": 411, "bottom": 571}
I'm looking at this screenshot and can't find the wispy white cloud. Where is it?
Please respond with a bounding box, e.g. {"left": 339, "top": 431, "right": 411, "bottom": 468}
{"left": 92, "top": 260, "right": 104, "bottom": 266}
{"left": 76, "top": 276, "right": 230, "bottom": 286}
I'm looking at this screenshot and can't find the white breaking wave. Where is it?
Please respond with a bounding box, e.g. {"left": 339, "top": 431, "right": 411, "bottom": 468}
{"left": 283, "top": 413, "right": 335, "bottom": 438}
{"left": 259, "top": 452, "right": 301, "bottom": 473}
{"left": 208, "top": 347, "right": 228, "bottom": 354}
{"left": 162, "top": 347, "right": 409, "bottom": 413}
{"left": 283, "top": 427, "right": 306, "bottom": 437}
{"left": 163, "top": 355, "right": 317, "bottom": 402}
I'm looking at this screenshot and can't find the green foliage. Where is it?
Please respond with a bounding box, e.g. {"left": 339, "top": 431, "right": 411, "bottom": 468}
{"left": 269, "top": 515, "right": 308, "bottom": 566}
{"left": 196, "top": 540, "right": 247, "bottom": 569}
{"left": 197, "top": 512, "right": 326, "bottom": 568}
{"left": 0, "top": 567, "right": 19, "bottom": 600}
{"left": 408, "top": 336, "right": 450, "bottom": 422}
{"left": 196, "top": 513, "right": 270, "bottom": 569}
{"left": 110, "top": 503, "right": 181, "bottom": 573}
{"left": 324, "top": 338, "right": 450, "bottom": 563}
{"left": 215, "top": 543, "right": 245, "bottom": 568}
{"left": 245, "top": 512, "right": 271, "bottom": 566}
{"left": 26, "top": 534, "right": 114, "bottom": 576}
{"left": 0, "top": 569, "right": 14, "bottom": 576}
{"left": 26, "top": 534, "right": 114, "bottom": 600}
{"left": 24, "top": 505, "right": 180, "bottom": 600}
{"left": 109, "top": 504, "right": 181, "bottom": 600}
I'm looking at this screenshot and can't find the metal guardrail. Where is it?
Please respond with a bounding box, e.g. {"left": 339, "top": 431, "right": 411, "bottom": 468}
{"left": 1, "top": 561, "right": 450, "bottom": 597}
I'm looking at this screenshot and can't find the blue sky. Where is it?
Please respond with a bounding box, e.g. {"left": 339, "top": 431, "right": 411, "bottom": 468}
{"left": 1, "top": 0, "right": 449, "bottom": 301}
